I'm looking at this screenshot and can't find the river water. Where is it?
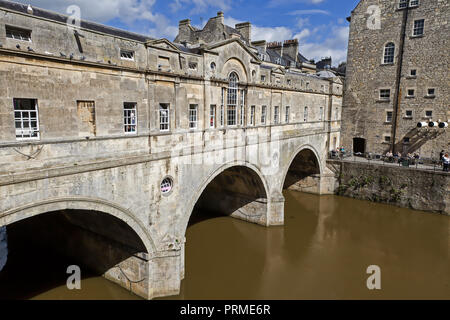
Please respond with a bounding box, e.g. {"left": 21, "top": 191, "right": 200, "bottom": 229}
{"left": 1, "top": 191, "right": 449, "bottom": 300}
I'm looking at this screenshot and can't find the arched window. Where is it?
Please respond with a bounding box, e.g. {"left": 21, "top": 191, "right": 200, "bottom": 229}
{"left": 383, "top": 43, "right": 395, "bottom": 64}
{"left": 227, "top": 72, "right": 238, "bottom": 126}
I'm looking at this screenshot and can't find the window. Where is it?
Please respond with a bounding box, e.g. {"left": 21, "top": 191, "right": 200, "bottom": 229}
{"left": 287, "top": 80, "right": 291, "bottom": 85}
{"left": 399, "top": 0, "right": 408, "bottom": 9}
{"left": 250, "top": 106, "right": 255, "bottom": 126}
{"left": 261, "top": 106, "right": 267, "bottom": 124}
{"left": 384, "top": 136, "right": 391, "bottom": 143}
{"left": 335, "top": 107, "right": 339, "bottom": 121}
{"left": 14, "top": 98, "right": 39, "bottom": 140}
{"left": 413, "top": 19, "right": 424, "bottom": 36}
{"left": 285, "top": 106, "right": 290, "bottom": 123}
{"left": 210, "top": 105, "right": 216, "bottom": 128}
{"left": 159, "top": 104, "right": 169, "bottom": 131}
{"left": 276, "top": 58, "right": 282, "bottom": 65}
{"left": 189, "top": 104, "right": 197, "bottom": 129}
{"left": 383, "top": 43, "right": 395, "bottom": 64}
{"left": 407, "top": 89, "right": 415, "bottom": 97}
{"left": 160, "top": 177, "right": 173, "bottom": 195}
{"left": 410, "top": 0, "right": 419, "bottom": 7}
{"left": 210, "top": 62, "right": 216, "bottom": 70}
{"left": 319, "top": 107, "right": 323, "bottom": 121}
{"left": 380, "top": 89, "right": 391, "bottom": 100}
{"left": 220, "top": 88, "right": 225, "bottom": 126}
{"left": 124, "top": 102, "right": 137, "bottom": 134}
{"left": 304, "top": 107, "right": 308, "bottom": 122}
{"left": 425, "top": 110, "right": 433, "bottom": 118}
{"left": 240, "top": 90, "right": 245, "bottom": 126}
{"left": 120, "top": 50, "right": 134, "bottom": 61}
{"left": 227, "top": 72, "right": 238, "bottom": 126}
{"left": 188, "top": 62, "right": 198, "bottom": 70}
{"left": 427, "top": 88, "right": 435, "bottom": 96}
{"left": 274, "top": 106, "right": 279, "bottom": 124}
{"left": 386, "top": 111, "right": 393, "bottom": 123}
{"left": 306, "top": 82, "right": 310, "bottom": 89}
{"left": 405, "top": 110, "right": 413, "bottom": 118}
{"left": 410, "top": 69, "right": 417, "bottom": 76}
{"left": 261, "top": 75, "right": 266, "bottom": 82}
{"left": 403, "top": 137, "right": 410, "bottom": 143}
{"left": 6, "top": 26, "right": 31, "bottom": 41}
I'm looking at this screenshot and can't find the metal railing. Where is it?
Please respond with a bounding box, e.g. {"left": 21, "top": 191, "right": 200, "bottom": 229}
{"left": 328, "top": 151, "right": 449, "bottom": 173}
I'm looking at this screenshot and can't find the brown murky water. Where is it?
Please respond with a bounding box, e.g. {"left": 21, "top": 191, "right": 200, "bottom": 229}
{"left": 1, "top": 191, "right": 449, "bottom": 300}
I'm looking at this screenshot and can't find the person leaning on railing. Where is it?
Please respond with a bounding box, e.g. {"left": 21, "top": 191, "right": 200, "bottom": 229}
{"left": 443, "top": 153, "right": 450, "bottom": 172}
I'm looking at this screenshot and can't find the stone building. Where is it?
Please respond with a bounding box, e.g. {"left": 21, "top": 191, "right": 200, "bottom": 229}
{"left": 342, "top": 0, "right": 449, "bottom": 158}
{"left": 0, "top": 1, "right": 342, "bottom": 299}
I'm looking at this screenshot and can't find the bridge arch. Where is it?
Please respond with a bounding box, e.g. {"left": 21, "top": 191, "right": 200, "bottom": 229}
{"left": 282, "top": 145, "right": 322, "bottom": 194}
{"left": 0, "top": 197, "right": 157, "bottom": 254}
{"left": 181, "top": 161, "right": 270, "bottom": 236}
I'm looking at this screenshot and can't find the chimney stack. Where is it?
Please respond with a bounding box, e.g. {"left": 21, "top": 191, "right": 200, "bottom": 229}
{"left": 235, "top": 22, "right": 251, "bottom": 42}
{"left": 216, "top": 11, "right": 224, "bottom": 24}
{"left": 282, "top": 39, "right": 299, "bottom": 62}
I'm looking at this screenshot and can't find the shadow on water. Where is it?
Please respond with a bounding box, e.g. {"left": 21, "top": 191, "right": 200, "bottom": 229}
{"left": 0, "top": 211, "right": 145, "bottom": 300}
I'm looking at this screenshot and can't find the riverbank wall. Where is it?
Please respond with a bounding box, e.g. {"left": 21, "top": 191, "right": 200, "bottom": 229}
{"left": 327, "top": 160, "right": 450, "bottom": 215}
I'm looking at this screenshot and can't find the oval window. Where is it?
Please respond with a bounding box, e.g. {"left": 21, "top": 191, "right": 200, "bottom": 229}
{"left": 210, "top": 62, "right": 216, "bottom": 70}
{"left": 161, "top": 177, "right": 173, "bottom": 195}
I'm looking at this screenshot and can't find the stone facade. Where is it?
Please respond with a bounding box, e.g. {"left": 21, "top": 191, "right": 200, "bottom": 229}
{"left": 329, "top": 160, "right": 450, "bottom": 215}
{"left": 342, "top": 0, "right": 449, "bottom": 158}
{"left": 0, "top": 1, "right": 342, "bottom": 299}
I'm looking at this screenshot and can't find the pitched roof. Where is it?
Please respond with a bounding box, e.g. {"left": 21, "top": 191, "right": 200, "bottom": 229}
{"left": 0, "top": 0, "right": 154, "bottom": 42}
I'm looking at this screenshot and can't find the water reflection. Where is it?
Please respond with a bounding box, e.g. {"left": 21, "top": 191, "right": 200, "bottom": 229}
{"left": 0, "top": 192, "right": 448, "bottom": 300}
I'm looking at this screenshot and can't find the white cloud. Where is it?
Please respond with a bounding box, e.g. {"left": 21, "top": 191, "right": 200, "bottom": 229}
{"left": 289, "top": 9, "right": 330, "bottom": 15}
{"left": 225, "top": 17, "right": 293, "bottom": 43}
{"left": 170, "top": 0, "right": 233, "bottom": 14}
{"left": 299, "top": 26, "right": 349, "bottom": 65}
{"left": 296, "top": 17, "right": 310, "bottom": 29}
{"left": 15, "top": 0, "right": 180, "bottom": 39}
{"left": 268, "top": 0, "right": 326, "bottom": 8}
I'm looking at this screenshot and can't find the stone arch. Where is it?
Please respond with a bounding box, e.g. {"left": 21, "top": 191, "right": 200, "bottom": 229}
{"left": 0, "top": 197, "right": 157, "bottom": 254}
{"left": 222, "top": 57, "right": 248, "bottom": 83}
{"left": 281, "top": 144, "right": 323, "bottom": 194}
{"left": 180, "top": 161, "right": 270, "bottom": 237}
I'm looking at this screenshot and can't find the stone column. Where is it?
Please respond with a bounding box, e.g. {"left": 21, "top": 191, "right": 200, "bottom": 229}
{"left": 267, "top": 194, "right": 285, "bottom": 226}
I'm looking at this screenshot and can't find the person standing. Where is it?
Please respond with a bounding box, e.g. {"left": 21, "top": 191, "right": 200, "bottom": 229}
{"left": 443, "top": 153, "right": 450, "bottom": 172}
{"left": 440, "top": 150, "right": 445, "bottom": 165}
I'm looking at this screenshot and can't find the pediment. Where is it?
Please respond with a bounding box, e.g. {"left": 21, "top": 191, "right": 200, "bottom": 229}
{"left": 207, "top": 38, "right": 260, "bottom": 62}
{"left": 146, "top": 39, "right": 180, "bottom": 52}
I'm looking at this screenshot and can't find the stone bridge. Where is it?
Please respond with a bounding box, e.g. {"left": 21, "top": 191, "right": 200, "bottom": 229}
{"left": 0, "top": 130, "right": 337, "bottom": 299}
{"left": 0, "top": 2, "right": 342, "bottom": 299}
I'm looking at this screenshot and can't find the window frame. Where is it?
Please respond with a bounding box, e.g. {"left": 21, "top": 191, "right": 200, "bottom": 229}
{"left": 159, "top": 104, "right": 170, "bottom": 132}
{"left": 379, "top": 89, "right": 391, "bottom": 100}
{"left": 13, "top": 98, "right": 40, "bottom": 140}
{"left": 210, "top": 105, "right": 216, "bottom": 128}
{"left": 383, "top": 43, "right": 395, "bottom": 64}
{"left": 227, "top": 72, "right": 239, "bottom": 126}
{"left": 123, "top": 102, "right": 137, "bottom": 134}
{"left": 120, "top": 49, "right": 135, "bottom": 61}
{"left": 386, "top": 111, "right": 393, "bottom": 123}
{"left": 189, "top": 104, "right": 198, "bottom": 130}
{"left": 274, "top": 106, "right": 279, "bottom": 124}
{"left": 412, "top": 19, "right": 425, "bottom": 37}
{"left": 6, "top": 25, "right": 32, "bottom": 42}
{"left": 261, "top": 106, "right": 267, "bottom": 124}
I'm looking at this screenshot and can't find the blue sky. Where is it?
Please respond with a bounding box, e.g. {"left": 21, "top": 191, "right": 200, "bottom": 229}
{"left": 13, "top": 0, "right": 361, "bottom": 65}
